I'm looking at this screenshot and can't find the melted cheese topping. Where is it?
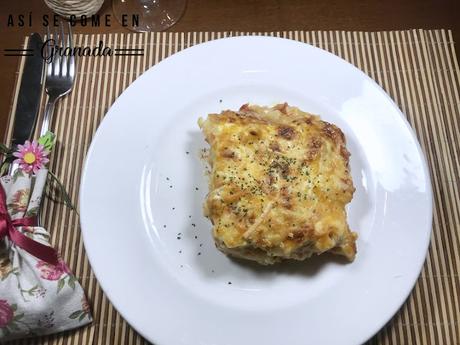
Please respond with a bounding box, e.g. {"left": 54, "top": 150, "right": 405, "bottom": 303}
{"left": 199, "top": 104, "right": 357, "bottom": 265}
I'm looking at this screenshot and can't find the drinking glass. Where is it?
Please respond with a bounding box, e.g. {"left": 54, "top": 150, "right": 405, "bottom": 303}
{"left": 113, "top": 0, "right": 187, "bottom": 32}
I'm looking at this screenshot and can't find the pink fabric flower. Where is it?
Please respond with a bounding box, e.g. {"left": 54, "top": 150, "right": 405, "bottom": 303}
{"left": 22, "top": 226, "right": 35, "bottom": 233}
{"left": 36, "top": 259, "right": 70, "bottom": 281}
{"left": 13, "top": 140, "right": 49, "bottom": 174}
{"left": 0, "top": 299, "right": 13, "bottom": 327}
{"left": 8, "top": 189, "right": 29, "bottom": 214}
{"left": 81, "top": 297, "right": 90, "bottom": 314}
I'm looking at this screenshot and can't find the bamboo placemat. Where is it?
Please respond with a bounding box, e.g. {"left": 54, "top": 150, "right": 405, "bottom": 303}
{"left": 4, "top": 29, "right": 460, "bottom": 345}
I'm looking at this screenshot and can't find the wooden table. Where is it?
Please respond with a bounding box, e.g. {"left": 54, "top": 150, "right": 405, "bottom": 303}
{"left": 0, "top": 0, "right": 459, "bottom": 139}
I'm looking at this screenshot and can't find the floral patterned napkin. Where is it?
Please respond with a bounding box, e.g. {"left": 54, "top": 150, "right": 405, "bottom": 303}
{"left": 0, "top": 139, "right": 91, "bottom": 341}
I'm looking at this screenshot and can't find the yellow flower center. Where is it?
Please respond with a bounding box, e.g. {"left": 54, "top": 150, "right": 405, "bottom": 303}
{"left": 23, "top": 152, "right": 36, "bottom": 164}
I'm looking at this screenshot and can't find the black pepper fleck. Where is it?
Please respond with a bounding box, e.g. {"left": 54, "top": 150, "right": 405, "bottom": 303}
{"left": 199, "top": 243, "right": 203, "bottom": 247}
{"left": 172, "top": 207, "right": 175, "bottom": 210}
{"left": 219, "top": 99, "right": 222, "bottom": 103}
{"left": 194, "top": 235, "right": 198, "bottom": 239}
{"left": 166, "top": 177, "right": 170, "bottom": 181}
{"left": 197, "top": 252, "right": 201, "bottom": 256}
{"left": 228, "top": 282, "right": 232, "bottom": 285}
{"left": 178, "top": 250, "right": 182, "bottom": 253}
{"left": 169, "top": 185, "right": 173, "bottom": 188}
{"left": 177, "top": 236, "right": 181, "bottom": 240}
{"left": 163, "top": 225, "right": 167, "bottom": 228}
{"left": 186, "top": 151, "right": 189, "bottom": 154}
{"left": 195, "top": 187, "right": 199, "bottom": 191}
{"left": 192, "top": 223, "right": 196, "bottom": 227}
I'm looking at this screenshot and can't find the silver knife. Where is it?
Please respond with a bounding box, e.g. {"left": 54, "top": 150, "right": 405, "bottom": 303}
{"left": 9, "top": 33, "right": 44, "bottom": 173}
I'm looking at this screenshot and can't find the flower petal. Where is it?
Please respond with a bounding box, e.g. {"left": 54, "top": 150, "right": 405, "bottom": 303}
{"left": 20, "top": 164, "right": 31, "bottom": 173}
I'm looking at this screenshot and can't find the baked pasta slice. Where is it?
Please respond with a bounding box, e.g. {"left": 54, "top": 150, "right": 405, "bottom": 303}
{"left": 199, "top": 103, "right": 357, "bottom": 265}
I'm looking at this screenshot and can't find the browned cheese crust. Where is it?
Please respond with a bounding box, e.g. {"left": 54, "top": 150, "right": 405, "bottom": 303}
{"left": 199, "top": 103, "right": 357, "bottom": 265}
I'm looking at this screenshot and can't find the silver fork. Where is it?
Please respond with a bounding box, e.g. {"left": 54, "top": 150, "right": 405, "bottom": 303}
{"left": 40, "top": 22, "right": 76, "bottom": 136}
{"left": 38, "top": 22, "right": 76, "bottom": 226}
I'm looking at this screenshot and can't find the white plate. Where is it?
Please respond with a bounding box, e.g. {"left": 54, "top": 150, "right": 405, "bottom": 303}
{"left": 80, "top": 36, "right": 432, "bottom": 345}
